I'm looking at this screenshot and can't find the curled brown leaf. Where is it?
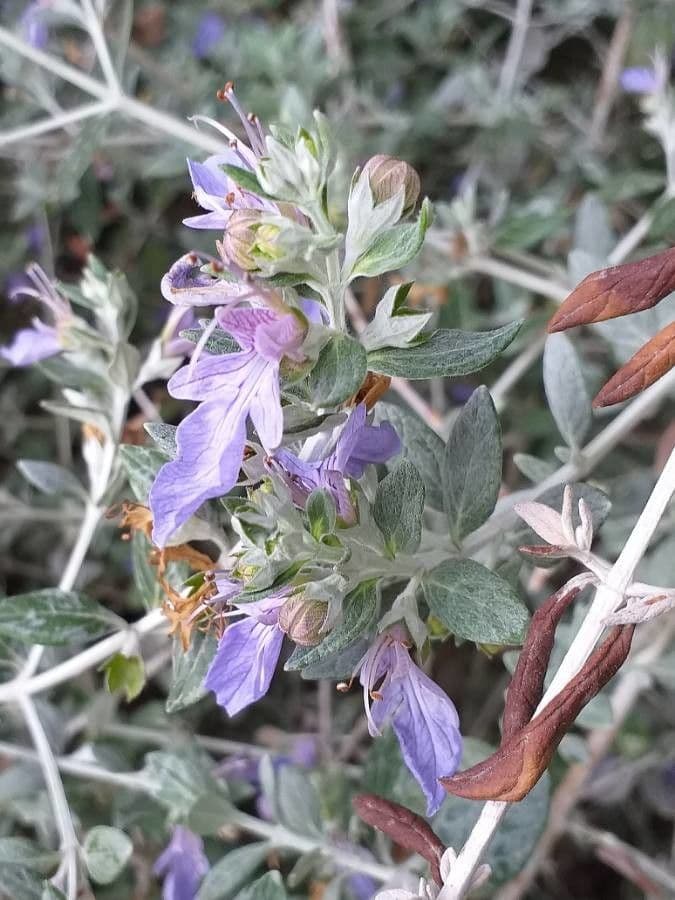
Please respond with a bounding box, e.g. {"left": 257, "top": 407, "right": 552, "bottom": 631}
{"left": 440, "top": 625, "right": 635, "bottom": 802}
{"left": 502, "top": 584, "right": 582, "bottom": 741}
{"left": 352, "top": 794, "right": 445, "bottom": 885}
{"left": 548, "top": 246, "right": 675, "bottom": 333}
{"left": 593, "top": 321, "right": 675, "bottom": 407}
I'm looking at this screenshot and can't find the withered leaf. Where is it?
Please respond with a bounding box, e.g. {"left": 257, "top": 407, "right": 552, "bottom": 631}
{"left": 441, "top": 625, "right": 634, "bottom": 802}
{"left": 593, "top": 321, "right": 675, "bottom": 407}
{"left": 352, "top": 794, "right": 445, "bottom": 885}
{"left": 502, "top": 584, "right": 582, "bottom": 741}
{"left": 548, "top": 246, "right": 675, "bottom": 333}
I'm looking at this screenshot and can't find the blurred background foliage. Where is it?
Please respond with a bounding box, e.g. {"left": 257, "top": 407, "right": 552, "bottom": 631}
{"left": 1, "top": 1, "right": 675, "bottom": 898}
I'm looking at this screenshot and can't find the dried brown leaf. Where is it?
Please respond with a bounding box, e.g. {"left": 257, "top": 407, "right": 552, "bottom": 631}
{"left": 441, "top": 625, "right": 635, "bottom": 802}
{"left": 593, "top": 321, "right": 675, "bottom": 407}
{"left": 548, "top": 246, "right": 675, "bottom": 333}
{"left": 502, "top": 584, "right": 582, "bottom": 741}
{"left": 352, "top": 794, "right": 445, "bottom": 885}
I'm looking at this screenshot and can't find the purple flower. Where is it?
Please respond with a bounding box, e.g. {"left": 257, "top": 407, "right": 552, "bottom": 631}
{"left": 20, "top": 2, "right": 49, "bottom": 49}
{"left": 620, "top": 66, "right": 662, "bottom": 94}
{"left": 357, "top": 626, "right": 462, "bottom": 815}
{"left": 160, "top": 252, "right": 250, "bottom": 308}
{"left": 272, "top": 403, "right": 400, "bottom": 523}
{"left": 183, "top": 149, "right": 272, "bottom": 232}
{"left": 204, "top": 592, "right": 287, "bottom": 716}
{"left": 1, "top": 264, "right": 70, "bottom": 367}
{"left": 154, "top": 826, "right": 209, "bottom": 900}
{"left": 192, "top": 11, "right": 226, "bottom": 59}
{"left": 149, "top": 306, "right": 305, "bottom": 546}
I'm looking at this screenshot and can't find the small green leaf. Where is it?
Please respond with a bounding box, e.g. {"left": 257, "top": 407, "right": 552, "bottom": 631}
{"left": 285, "top": 580, "right": 378, "bottom": 671}
{"left": 144, "top": 422, "right": 178, "bottom": 458}
{"left": 235, "top": 872, "right": 288, "bottom": 900}
{"left": 443, "top": 387, "right": 502, "bottom": 543}
{"left": 361, "top": 283, "right": 433, "bottom": 352}
{"left": 16, "top": 461, "right": 85, "bottom": 500}
{"left": 82, "top": 826, "right": 133, "bottom": 885}
{"left": 307, "top": 334, "right": 367, "bottom": 408}
{"left": 373, "top": 461, "right": 425, "bottom": 556}
{"left": 166, "top": 632, "right": 218, "bottom": 713}
{"left": 144, "top": 749, "right": 232, "bottom": 822}
{"left": 351, "top": 198, "right": 432, "bottom": 278}
{"left": 221, "top": 164, "right": 272, "bottom": 199}
{"left": 0, "top": 838, "right": 58, "bottom": 873}
{"left": 275, "top": 766, "right": 323, "bottom": 838}
{"left": 119, "top": 445, "right": 168, "bottom": 502}
{"left": 0, "top": 590, "right": 122, "bottom": 645}
{"left": 197, "top": 843, "right": 270, "bottom": 900}
{"left": 422, "top": 560, "right": 528, "bottom": 645}
{"left": 368, "top": 321, "right": 522, "bottom": 379}
{"left": 41, "top": 885, "right": 66, "bottom": 900}
{"left": 180, "top": 327, "right": 240, "bottom": 355}
{"left": 375, "top": 402, "right": 445, "bottom": 511}
{"left": 100, "top": 653, "right": 145, "bottom": 702}
{"left": 543, "top": 334, "right": 591, "bottom": 449}
{"left": 305, "top": 489, "right": 337, "bottom": 539}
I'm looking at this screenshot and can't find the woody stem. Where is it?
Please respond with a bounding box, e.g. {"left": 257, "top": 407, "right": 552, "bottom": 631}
{"left": 443, "top": 446, "right": 675, "bottom": 898}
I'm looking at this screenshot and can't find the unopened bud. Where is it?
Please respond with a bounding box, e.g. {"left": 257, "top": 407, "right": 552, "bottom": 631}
{"left": 278, "top": 596, "right": 327, "bottom": 646}
{"left": 363, "top": 154, "right": 420, "bottom": 213}
{"left": 223, "top": 209, "right": 283, "bottom": 271}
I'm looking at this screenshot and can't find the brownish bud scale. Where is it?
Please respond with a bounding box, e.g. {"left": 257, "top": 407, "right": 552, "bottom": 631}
{"left": 593, "top": 321, "right": 675, "bottom": 407}
{"left": 548, "top": 246, "right": 675, "bottom": 333}
{"left": 502, "top": 584, "right": 582, "bottom": 741}
{"left": 278, "top": 595, "right": 327, "bottom": 646}
{"left": 352, "top": 794, "right": 445, "bottom": 886}
{"left": 363, "top": 154, "right": 421, "bottom": 214}
{"left": 441, "top": 624, "right": 635, "bottom": 802}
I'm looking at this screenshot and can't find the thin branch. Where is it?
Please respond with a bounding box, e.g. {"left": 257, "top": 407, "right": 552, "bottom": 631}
{"left": 0, "top": 99, "right": 115, "bottom": 147}
{"left": 0, "top": 608, "right": 165, "bottom": 703}
{"left": 498, "top": 0, "right": 534, "bottom": 99}
{"left": 0, "top": 25, "right": 227, "bottom": 155}
{"left": 80, "top": 0, "right": 120, "bottom": 93}
{"left": 444, "top": 448, "right": 675, "bottom": 898}
{"left": 18, "top": 695, "right": 79, "bottom": 900}
{"left": 589, "top": 5, "right": 634, "bottom": 149}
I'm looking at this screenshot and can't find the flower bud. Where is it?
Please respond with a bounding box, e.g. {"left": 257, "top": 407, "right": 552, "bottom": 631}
{"left": 223, "top": 209, "right": 283, "bottom": 271}
{"left": 278, "top": 595, "right": 327, "bottom": 646}
{"left": 363, "top": 154, "right": 420, "bottom": 213}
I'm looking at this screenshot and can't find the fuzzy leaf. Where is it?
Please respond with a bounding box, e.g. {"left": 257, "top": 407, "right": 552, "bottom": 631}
{"left": 307, "top": 334, "right": 367, "bottom": 407}
{"left": 373, "top": 460, "right": 425, "bottom": 555}
{"left": 100, "top": 653, "right": 145, "bottom": 702}
{"left": 166, "top": 631, "right": 219, "bottom": 713}
{"left": 422, "top": 560, "right": 528, "bottom": 645}
{"left": 361, "top": 283, "right": 433, "bottom": 352}
{"left": 82, "top": 826, "right": 133, "bottom": 885}
{"left": 197, "top": 843, "right": 270, "bottom": 900}
{"left": 16, "top": 461, "right": 85, "bottom": 500}
{"left": 367, "top": 321, "right": 522, "bottom": 379}
{"left": 0, "top": 589, "right": 122, "bottom": 645}
{"left": 119, "top": 445, "right": 168, "bottom": 502}
{"left": 442, "top": 386, "right": 502, "bottom": 542}
{"left": 350, "top": 198, "right": 432, "bottom": 278}
{"left": 543, "top": 334, "right": 591, "bottom": 447}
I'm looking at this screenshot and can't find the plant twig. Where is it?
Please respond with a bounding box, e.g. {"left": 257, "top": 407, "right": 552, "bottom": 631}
{"left": 588, "top": 5, "right": 634, "bottom": 149}
{"left": 18, "top": 694, "right": 80, "bottom": 899}
{"left": 443, "top": 448, "right": 675, "bottom": 898}
{"left": 498, "top": 0, "right": 534, "bottom": 100}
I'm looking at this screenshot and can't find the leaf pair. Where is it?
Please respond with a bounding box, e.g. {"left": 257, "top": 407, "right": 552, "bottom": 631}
{"left": 441, "top": 584, "right": 635, "bottom": 802}
{"left": 548, "top": 246, "right": 675, "bottom": 406}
